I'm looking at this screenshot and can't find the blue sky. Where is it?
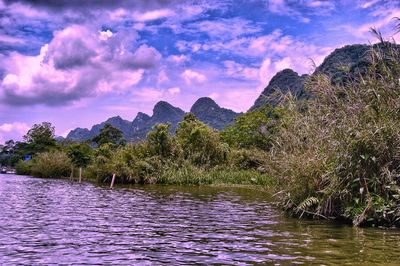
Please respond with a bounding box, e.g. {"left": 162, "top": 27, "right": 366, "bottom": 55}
{"left": 0, "top": 0, "right": 399, "bottom": 142}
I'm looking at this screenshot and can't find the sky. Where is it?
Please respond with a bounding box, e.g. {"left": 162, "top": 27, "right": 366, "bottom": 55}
{"left": 0, "top": 0, "right": 399, "bottom": 143}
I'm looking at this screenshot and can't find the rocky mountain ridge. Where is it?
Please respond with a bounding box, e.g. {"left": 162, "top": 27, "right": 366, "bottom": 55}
{"left": 66, "top": 97, "right": 240, "bottom": 142}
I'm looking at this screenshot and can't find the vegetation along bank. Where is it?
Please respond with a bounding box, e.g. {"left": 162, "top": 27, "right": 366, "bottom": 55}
{"left": 2, "top": 34, "right": 400, "bottom": 228}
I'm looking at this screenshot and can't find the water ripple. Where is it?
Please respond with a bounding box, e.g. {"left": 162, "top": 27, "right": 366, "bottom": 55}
{"left": 0, "top": 174, "right": 399, "bottom": 265}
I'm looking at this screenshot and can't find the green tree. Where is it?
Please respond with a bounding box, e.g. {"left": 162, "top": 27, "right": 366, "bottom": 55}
{"left": 67, "top": 143, "right": 92, "bottom": 182}
{"left": 221, "top": 105, "right": 281, "bottom": 150}
{"left": 93, "top": 124, "right": 126, "bottom": 147}
{"left": 23, "top": 122, "right": 56, "bottom": 154}
{"left": 176, "top": 113, "right": 227, "bottom": 167}
{"left": 147, "top": 123, "right": 174, "bottom": 158}
{"left": 0, "top": 140, "right": 24, "bottom": 166}
{"left": 3, "top": 140, "right": 15, "bottom": 154}
{"left": 87, "top": 143, "right": 114, "bottom": 182}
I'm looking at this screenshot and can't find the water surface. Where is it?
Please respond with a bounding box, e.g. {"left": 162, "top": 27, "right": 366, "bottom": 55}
{"left": 0, "top": 174, "right": 399, "bottom": 265}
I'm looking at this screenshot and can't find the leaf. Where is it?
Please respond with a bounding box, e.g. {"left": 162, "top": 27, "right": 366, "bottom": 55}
{"left": 297, "top": 196, "right": 320, "bottom": 211}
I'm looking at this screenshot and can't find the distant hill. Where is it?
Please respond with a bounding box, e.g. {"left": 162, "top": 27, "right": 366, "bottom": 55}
{"left": 66, "top": 97, "right": 240, "bottom": 142}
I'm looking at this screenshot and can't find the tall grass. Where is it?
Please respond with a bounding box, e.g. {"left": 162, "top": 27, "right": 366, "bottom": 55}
{"left": 30, "top": 151, "right": 72, "bottom": 178}
{"left": 158, "top": 163, "right": 274, "bottom": 186}
{"left": 268, "top": 36, "right": 400, "bottom": 226}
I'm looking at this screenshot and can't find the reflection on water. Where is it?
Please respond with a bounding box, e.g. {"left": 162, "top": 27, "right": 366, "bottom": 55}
{"left": 0, "top": 174, "right": 399, "bottom": 265}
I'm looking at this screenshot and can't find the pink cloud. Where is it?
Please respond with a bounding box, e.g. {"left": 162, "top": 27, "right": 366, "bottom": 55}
{"left": 0, "top": 25, "right": 161, "bottom": 106}
{"left": 181, "top": 69, "right": 207, "bottom": 85}
{"left": 133, "top": 8, "right": 175, "bottom": 21}
{"left": 0, "top": 122, "right": 30, "bottom": 143}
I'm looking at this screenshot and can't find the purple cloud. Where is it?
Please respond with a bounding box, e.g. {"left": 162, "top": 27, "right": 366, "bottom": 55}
{"left": 0, "top": 25, "right": 161, "bottom": 106}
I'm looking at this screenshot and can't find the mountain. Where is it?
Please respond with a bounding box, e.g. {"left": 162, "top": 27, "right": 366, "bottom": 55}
{"left": 191, "top": 97, "right": 240, "bottom": 130}
{"left": 250, "top": 43, "right": 400, "bottom": 110}
{"left": 315, "top": 44, "right": 369, "bottom": 78}
{"left": 67, "top": 127, "right": 92, "bottom": 142}
{"left": 66, "top": 98, "right": 239, "bottom": 142}
{"left": 128, "top": 101, "right": 186, "bottom": 141}
{"left": 66, "top": 116, "right": 132, "bottom": 142}
{"left": 250, "top": 69, "right": 308, "bottom": 110}
{"left": 151, "top": 101, "right": 186, "bottom": 125}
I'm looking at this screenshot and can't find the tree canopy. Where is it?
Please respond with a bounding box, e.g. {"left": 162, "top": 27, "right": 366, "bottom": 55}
{"left": 93, "top": 124, "right": 126, "bottom": 147}
{"left": 67, "top": 143, "right": 92, "bottom": 168}
{"left": 23, "top": 122, "right": 56, "bottom": 154}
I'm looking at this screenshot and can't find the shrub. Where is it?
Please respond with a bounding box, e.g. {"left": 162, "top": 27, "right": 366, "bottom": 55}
{"left": 176, "top": 113, "right": 228, "bottom": 167}
{"left": 15, "top": 160, "right": 32, "bottom": 175}
{"left": 30, "top": 151, "right": 72, "bottom": 178}
{"left": 86, "top": 143, "right": 114, "bottom": 182}
{"left": 146, "top": 124, "right": 175, "bottom": 158}
{"left": 221, "top": 105, "right": 281, "bottom": 150}
{"left": 230, "top": 148, "right": 268, "bottom": 170}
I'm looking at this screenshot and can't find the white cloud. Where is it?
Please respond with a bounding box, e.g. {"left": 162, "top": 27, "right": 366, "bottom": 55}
{"left": 266, "top": 0, "right": 335, "bottom": 23}
{"left": 188, "top": 17, "right": 262, "bottom": 39}
{"left": 224, "top": 60, "right": 259, "bottom": 80}
{"left": 0, "top": 25, "right": 161, "bottom": 106}
{"left": 168, "top": 54, "right": 190, "bottom": 64}
{"left": 0, "top": 34, "right": 25, "bottom": 45}
{"left": 0, "top": 122, "right": 30, "bottom": 143}
{"left": 208, "top": 92, "right": 220, "bottom": 100}
{"left": 0, "top": 122, "right": 30, "bottom": 133}
{"left": 133, "top": 8, "right": 175, "bottom": 21}
{"left": 359, "top": 0, "right": 380, "bottom": 9}
{"left": 168, "top": 87, "right": 181, "bottom": 95}
{"left": 181, "top": 69, "right": 207, "bottom": 85}
{"left": 340, "top": 5, "right": 400, "bottom": 42}
{"left": 131, "top": 87, "right": 164, "bottom": 102}
{"left": 157, "top": 69, "right": 170, "bottom": 84}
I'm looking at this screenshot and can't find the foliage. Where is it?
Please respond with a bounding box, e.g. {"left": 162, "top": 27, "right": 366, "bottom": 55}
{"left": 158, "top": 163, "right": 274, "bottom": 186}
{"left": 23, "top": 122, "right": 56, "bottom": 154}
{"left": 30, "top": 151, "right": 72, "bottom": 178}
{"left": 15, "top": 160, "right": 32, "bottom": 175}
{"left": 146, "top": 123, "right": 175, "bottom": 158}
{"left": 0, "top": 140, "right": 30, "bottom": 166}
{"left": 93, "top": 124, "right": 126, "bottom": 147}
{"left": 230, "top": 148, "right": 268, "bottom": 170}
{"left": 267, "top": 36, "right": 400, "bottom": 226}
{"left": 86, "top": 143, "right": 114, "bottom": 182}
{"left": 67, "top": 143, "right": 92, "bottom": 168}
{"left": 221, "top": 105, "right": 281, "bottom": 150}
{"left": 176, "top": 113, "right": 228, "bottom": 167}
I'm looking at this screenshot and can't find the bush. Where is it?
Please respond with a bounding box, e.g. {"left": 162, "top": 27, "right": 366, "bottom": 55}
{"left": 221, "top": 105, "right": 281, "bottom": 150}
{"left": 176, "top": 113, "right": 228, "bottom": 167}
{"left": 230, "top": 148, "right": 268, "bottom": 170}
{"left": 86, "top": 143, "right": 114, "bottom": 182}
{"left": 30, "top": 151, "right": 72, "bottom": 178}
{"left": 158, "top": 162, "right": 274, "bottom": 186}
{"left": 15, "top": 160, "right": 32, "bottom": 175}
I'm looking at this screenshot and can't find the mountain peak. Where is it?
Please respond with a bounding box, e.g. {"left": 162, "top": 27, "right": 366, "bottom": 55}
{"left": 250, "top": 68, "right": 308, "bottom": 110}
{"left": 105, "top": 115, "right": 124, "bottom": 123}
{"left": 133, "top": 112, "right": 150, "bottom": 124}
{"left": 152, "top": 101, "right": 185, "bottom": 123}
{"left": 190, "top": 97, "right": 239, "bottom": 130}
{"left": 190, "top": 97, "right": 220, "bottom": 113}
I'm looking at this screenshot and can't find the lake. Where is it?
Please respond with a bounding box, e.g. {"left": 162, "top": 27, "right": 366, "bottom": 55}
{"left": 0, "top": 174, "right": 399, "bottom": 265}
